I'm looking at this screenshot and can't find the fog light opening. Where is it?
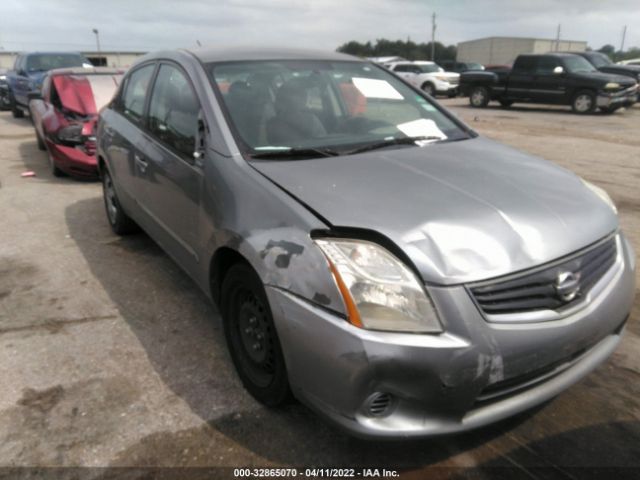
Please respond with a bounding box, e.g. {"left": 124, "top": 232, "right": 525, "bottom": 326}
{"left": 365, "top": 392, "right": 394, "bottom": 418}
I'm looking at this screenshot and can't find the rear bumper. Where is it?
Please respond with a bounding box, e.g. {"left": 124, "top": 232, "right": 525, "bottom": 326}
{"left": 266, "top": 233, "right": 635, "bottom": 439}
{"left": 46, "top": 141, "right": 98, "bottom": 178}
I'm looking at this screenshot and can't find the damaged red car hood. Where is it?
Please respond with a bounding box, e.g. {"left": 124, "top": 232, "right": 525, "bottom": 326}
{"left": 53, "top": 73, "right": 121, "bottom": 115}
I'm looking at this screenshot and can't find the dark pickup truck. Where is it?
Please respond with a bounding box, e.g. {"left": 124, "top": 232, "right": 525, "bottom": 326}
{"left": 460, "top": 53, "right": 638, "bottom": 114}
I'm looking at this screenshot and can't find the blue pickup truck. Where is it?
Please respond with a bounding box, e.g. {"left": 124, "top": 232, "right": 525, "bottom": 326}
{"left": 5, "top": 51, "right": 92, "bottom": 118}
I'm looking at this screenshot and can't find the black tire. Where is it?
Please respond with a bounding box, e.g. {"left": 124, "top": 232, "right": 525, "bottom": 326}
{"left": 421, "top": 82, "right": 436, "bottom": 97}
{"left": 599, "top": 105, "right": 620, "bottom": 114}
{"left": 102, "top": 168, "right": 138, "bottom": 235}
{"left": 499, "top": 99, "right": 513, "bottom": 108}
{"left": 571, "top": 90, "right": 596, "bottom": 114}
{"left": 35, "top": 128, "right": 46, "bottom": 151}
{"left": 469, "top": 86, "right": 490, "bottom": 108}
{"left": 12, "top": 103, "right": 24, "bottom": 118}
{"left": 221, "top": 263, "right": 291, "bottom": 407}
{"left": 47, "top": 149, "right": 65, "bottom": 177}
{"left": 447, "top": 90, "right": 457, "bottom": 98}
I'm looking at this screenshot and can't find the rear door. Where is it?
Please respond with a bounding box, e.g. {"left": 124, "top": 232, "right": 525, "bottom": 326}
{"left": 506, "top": 56, "right": 537, "bottom": 100}
{"left": 392, "top": 64, "right": 418, "bottom": 87}
{"left": 531, "top": 56, "right": 568, "bottom": 103}
{"left": 104, "top": 63, "right": 157, "bottom": 207}
{"left": 135, "top": 62, "right": 204, "bottom": 274}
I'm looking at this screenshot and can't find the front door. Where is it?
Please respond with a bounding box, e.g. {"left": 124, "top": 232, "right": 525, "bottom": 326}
{"left": 531, "top": 56, "right": 569, "bottom": 104}
{"left": 136, "top": 62, "right": 204, "bottom": 275}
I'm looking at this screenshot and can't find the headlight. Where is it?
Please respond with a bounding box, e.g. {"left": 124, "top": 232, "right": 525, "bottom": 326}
{"left": 434, "top": 75, "right": 449, "bottom": 82}
{"left": 0, "top": 75, "right": 6, "bottom": 81}
{"left": 56, "top": 124, "right": 84, "bottom": 144}
{"left": 581, "top": 178, "right": 617, "bottom": 214}
{"left": 314, "top": 238, "right": 441, "bottom": 333}
{"left": 604, "top": 82, "right": 620, "bottom": 89}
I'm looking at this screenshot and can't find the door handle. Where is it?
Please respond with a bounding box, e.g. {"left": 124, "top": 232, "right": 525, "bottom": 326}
{"left": 134, "top": 154, "right": 148, "bottom": 173}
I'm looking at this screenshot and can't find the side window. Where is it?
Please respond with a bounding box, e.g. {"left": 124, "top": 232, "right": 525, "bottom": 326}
{"left": 147, "top": 64, "right": 200, "bottom": 159}
{"left": 121, "top": 64, "right": 155, "bottom": 123}
{"left": 536, "top": 57, "right": 560, "bottom": 75}
{"left": 393, "top": 65, "right": 408, "bottom": 72}
{"left": 513, "top": 56, "right": 537, "bottom": 74}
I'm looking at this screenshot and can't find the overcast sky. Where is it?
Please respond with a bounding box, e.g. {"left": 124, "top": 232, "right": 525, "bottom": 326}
{"left": 1, "top": 0, "right": 637, "bottom": 53}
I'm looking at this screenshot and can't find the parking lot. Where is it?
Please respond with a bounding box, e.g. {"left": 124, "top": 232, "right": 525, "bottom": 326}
{"left": 1, "top": 100, "right": 639, "bottom": 477}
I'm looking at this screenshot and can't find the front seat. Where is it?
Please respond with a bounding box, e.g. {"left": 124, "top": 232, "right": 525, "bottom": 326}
{"left": 267, "top": 79, "right": 326, "bottom": 145}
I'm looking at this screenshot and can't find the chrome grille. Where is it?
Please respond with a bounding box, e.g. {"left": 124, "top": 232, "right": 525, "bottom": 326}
{"left": 469, "top": 236, "right": 617, "bottom": 315}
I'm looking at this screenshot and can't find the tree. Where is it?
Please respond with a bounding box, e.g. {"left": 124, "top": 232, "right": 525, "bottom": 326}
{"left": 337, "top": 38, "right": 457, "bottom": 61}
{"left": 597, "top": 44, "right": 616, "bottom": 55}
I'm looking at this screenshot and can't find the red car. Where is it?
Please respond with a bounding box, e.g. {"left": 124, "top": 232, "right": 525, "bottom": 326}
{"left": 30, "top": 67, "right": 123, "bottom": 178}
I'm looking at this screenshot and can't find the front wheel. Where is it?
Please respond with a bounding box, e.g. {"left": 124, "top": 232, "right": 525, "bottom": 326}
{"left": 572, "top": 90, "right": 596, "bottom": 114}
{"left": 34, "top": 126, "right": 46, "bottom": 151}
{"left": 421, "top": 82, "right": 435, "bottom": 97}
{"left": 102, "top": 168, "right": 138, "bottom": 235}
{"left": 499, "top": 99, "right": 513, "bottom": 108}
{"left": 469, "top": 86, "right": 490, "bottom": 108}
{"left": 12, "top": 103, "right": 24, "bottom": 118}
{"left": 221, "top": 263, "right": 291, "bottom": 407}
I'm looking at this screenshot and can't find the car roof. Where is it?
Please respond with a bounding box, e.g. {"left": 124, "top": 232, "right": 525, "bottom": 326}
{"left": 47, "top": 67, "right": 124, "bottom": 76}
{"left": 181, "top": 47, "right": 359, "bottom": 63}
{"left": 22, "top": 51, "right": 85, "bottom": 57}
{"left": 528, "top": 53, "right": 585, "bottom": 58}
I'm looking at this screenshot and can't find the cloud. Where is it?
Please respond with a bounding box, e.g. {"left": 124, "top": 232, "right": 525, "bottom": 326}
{"left": 0, "top": 0, "right": 637, "bottom": 53}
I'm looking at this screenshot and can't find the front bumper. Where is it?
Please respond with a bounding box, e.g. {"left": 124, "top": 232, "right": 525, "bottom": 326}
{"left": 46, "top": 140, "right": 98, "bottom": 178}
{"left": 434, "top": 80, "right": 459, "bottom": 95}
{"left": 597, "top": 85, "right": 638, "bottom": 108}
{"left": 266, "top": 233, "right": 635, "bottom": 438}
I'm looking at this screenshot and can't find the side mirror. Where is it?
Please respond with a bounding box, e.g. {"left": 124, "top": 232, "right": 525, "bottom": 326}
{"left": 192, "top": 111, "right": 206, "bottom": 168}
{"left": 28, "top": 91, "right": 42, "bottom": 101}
{"left": 553, "top": 66, "right": 565, "bottom": 75}
{"left": 17, "top": 69, "right": 27, "bottom": 77}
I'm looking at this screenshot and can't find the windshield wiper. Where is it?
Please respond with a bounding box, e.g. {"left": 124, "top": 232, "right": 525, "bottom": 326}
{"left": 344, "top": 136, "right": 444, "bottom": 155}
{"left": 249, "top": 147, "right": 339, "bottom": 159}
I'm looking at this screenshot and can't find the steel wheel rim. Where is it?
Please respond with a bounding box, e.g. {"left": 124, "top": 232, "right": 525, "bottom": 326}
{"left": 424, "top": 84, "right": 434, "bottom": 96}
{"left": 232, "top": 288, "right": 276, "bottom": 387}
{"left": 575, "top": 94, "right": 592, "bottom": 113}
{"left": 104, "top": 173, "right": 118, "bottom": 224}
{"left": 471, "top": 89, "right": 485, "bottom": 106}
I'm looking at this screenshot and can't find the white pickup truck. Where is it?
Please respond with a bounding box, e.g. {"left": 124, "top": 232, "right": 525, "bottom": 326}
{"left": 384, "top": 61, "right": 460, "bottom": 97}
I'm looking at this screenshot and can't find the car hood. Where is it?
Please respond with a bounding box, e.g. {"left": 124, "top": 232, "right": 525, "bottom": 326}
{"left": 599, "top": 65, "right": 640, "bottom": 76}
{"left": 52, "top": 74, "right": 121, "bottom": 116}
{"left": 251, "top": 137, "right": 618, "bottom": 285}
{"left": 573, "top": 71, "right": 636, "bottom": 86}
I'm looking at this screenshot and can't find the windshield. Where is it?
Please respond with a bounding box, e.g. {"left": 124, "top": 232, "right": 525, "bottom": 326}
{"left": 26, "top": 54, "right": 90, "bottom": 72}
{"left": 466, "top": 63, "right": 484, "bottom": 71}
{"left": 589, "top": 53, "right": 613, "bottom": 68}
{"left": 416, "top": 63, "right": 443, "bottom": 73}
{"left": 563, "top": 56, "right": 597, "bottom": 73}
{"left": 208, "top": 60, "right": 469, "bottom": 156}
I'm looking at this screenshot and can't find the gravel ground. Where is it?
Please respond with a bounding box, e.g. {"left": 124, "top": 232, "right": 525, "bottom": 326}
{"left": 0, "top": 100, "right": 638, "bottom": 478}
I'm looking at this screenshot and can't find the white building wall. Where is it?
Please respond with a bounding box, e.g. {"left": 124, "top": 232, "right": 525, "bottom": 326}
{"left": 457, "top": 37, "right": 587, "bottom": 65}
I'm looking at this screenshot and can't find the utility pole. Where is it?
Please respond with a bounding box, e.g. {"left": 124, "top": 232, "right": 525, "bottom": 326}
{"left": 555, "top": 24, "right": 561, "bottom": 51}
{"left": 92, "top": 28, "right": 101, "bottom": 56}
{"left": 620, "top": 25, "right": 627, "bottom": 52}
{"left": 431, "top": 12, "right": 436, "bottom": 61}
